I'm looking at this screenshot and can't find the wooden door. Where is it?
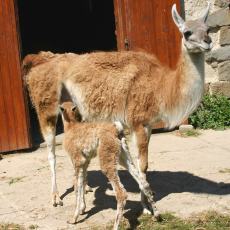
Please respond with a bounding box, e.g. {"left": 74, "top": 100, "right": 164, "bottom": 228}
{"left": 114, "top": 0, "right": 184, "bottom": 128}
{"left": 114, "top": 0, "right": 183, "bottom": 69}
{"left": 0, "top": 0, "right": 31, "bottom": 152}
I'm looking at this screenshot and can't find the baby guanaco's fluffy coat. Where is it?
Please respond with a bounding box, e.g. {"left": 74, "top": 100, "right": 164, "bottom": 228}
{"left": 60, "top": 102, "right": 159, "bottom": 229}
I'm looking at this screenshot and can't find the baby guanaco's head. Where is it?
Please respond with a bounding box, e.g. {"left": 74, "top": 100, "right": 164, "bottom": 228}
{"left": 59, "top": 102, "right": 82, "bottom": 127}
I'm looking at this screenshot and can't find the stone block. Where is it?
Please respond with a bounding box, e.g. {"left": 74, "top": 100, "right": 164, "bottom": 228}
{"left": 211, "top": 62, "right": 218, "bottom": 68}
{"left": 206, "top": 46, "right": 230, "bottom": 62}
{"left": 218, "top": 61, "right": 230, "bottom": 81}
{"left": 207, "top": 8, "right": 230, "bottom": 28}
{"left": 205, "top": 62, "right": 218, "bottom": 83}
{"left": 214, "top": 0, "right": 229, "bottom": 8}
{"left": 179, "top": 124, "right": 194, "bottom": 132}
{"left": 220, "top": 26, "right": 230, "bottom": 46}
{"left": 210, "top": 81, "right": 230, "bottom": 97}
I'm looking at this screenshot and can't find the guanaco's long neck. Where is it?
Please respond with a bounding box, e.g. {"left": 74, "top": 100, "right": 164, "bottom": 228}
{"left": 179, "top": 46, "right": 205, "bottom": 84}
{"left": 163, "top": 46, "right": 205, "bottom": 128}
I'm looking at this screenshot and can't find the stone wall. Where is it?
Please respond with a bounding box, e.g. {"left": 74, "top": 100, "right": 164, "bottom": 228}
{"left": 185, "top": 0, "right": 230, "bottom": 97}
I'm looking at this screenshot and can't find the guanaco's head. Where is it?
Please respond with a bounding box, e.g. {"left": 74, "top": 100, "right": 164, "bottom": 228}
{"left": 59, "top": 102, "right": 82, "bottom": 127}
{"left": 172, "top": 2, "right": 212, "bottom": 53}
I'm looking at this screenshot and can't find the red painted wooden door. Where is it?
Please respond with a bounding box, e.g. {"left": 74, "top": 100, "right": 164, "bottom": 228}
{"left": 114, "top": 0, "right": 183, "bottom": 69}
{"left": 0, "top": 0, "right": 31, "bottom": 152}
{"left": 114, "top": 0, "right": 184, "bottom": 128}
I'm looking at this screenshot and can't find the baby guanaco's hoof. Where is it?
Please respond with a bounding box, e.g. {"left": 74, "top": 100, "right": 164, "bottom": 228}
{"left": 58, "top": 200, "right": 63, "bottom": 206}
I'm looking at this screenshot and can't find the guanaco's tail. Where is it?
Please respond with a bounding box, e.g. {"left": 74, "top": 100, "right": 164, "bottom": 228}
{"left": 22, "top": 51, "right": 55, "bottom": 76}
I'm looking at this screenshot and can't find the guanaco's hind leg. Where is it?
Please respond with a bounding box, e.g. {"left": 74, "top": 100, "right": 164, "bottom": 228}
{"left": 39, "top": 112, "right": 63, "bottom": 207}
{"left": 27, "top": 70, "right": 63, "bottom": 206}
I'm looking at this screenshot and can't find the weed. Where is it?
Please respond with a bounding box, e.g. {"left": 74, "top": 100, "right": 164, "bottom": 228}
{"left": 181, "top": 129, "right": 201, "bottom": 137}
{"left": 8, "top": 177, "right": 25, "bottom": 185}
{"left": 175, "top": 129, "right": 201, "bottom": 138}
{"left": 36, "top": 166, "right": 49, "bottom": 171}
{"left": 101, "top": 211, "right": 230, "bottom": 230}
{"left": 189, "top": 94, "right": 230, "bottom": 130}
{"left": 28, "top": 225, "right": 38, "bottom": 230}
{"left": 0, "top": 223, "right": 25, "bottom": 230}
{"left": 219, "top": 168, "right": 230, "bottom": 173}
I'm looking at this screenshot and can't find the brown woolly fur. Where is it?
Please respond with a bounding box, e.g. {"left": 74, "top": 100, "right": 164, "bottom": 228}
{"left": 60, "top": 102, "right": 159, "bottom": 228}
{"left": 60, "top": 102, "right": 127, "bottom": 228}
{"left": 24, "top": 51, "right": 182, "bottom": 127}
{"left": 22, "top": 51, "right": 56, "bottom": 76}
{"left": 23, "top": 3, "right": 212, "bottom": 212}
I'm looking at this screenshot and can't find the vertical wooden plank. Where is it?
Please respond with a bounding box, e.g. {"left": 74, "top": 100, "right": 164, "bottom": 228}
{"left": 6, "top": 0, "right": 30, "bottom": 148}
{"left": 0, "top": 66, "right": 10, "bottom": 151}
{"left": 114, "top": 0, "right": 182, "bottom": 69}
{"left": 164, "top": 0, "right": 182, "bottom": 69}
{"left": 113, "top": 0, "right": 127, "bottom": 50}
{"left": 113, "top": 0, "right": 184, "bottom": 129}
{"left": 0, "top": 0, "right": 17, "bottom": 151}
{"left": 0, "top": 0, "right": 31, "bottom": 152}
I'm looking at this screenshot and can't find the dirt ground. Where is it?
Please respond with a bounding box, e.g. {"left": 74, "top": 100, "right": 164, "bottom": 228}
{"left": 0, "top": 129, "right": 230, "bottom": 229}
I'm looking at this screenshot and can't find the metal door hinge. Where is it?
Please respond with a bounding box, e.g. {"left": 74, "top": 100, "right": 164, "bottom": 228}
{"left": 124, "top": 38, "right": 130, "bottom": 50}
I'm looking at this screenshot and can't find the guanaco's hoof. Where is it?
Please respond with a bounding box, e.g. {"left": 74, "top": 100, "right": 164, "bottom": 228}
{"left": 67, "top": 219, "right": 76, "bottom": 225}
{"left": 154, "top": 211, "right": 162, "bottom": 221}
{"left": 142, "top": 207, "right": 152, "bottom": 215}
{"left": 85, "top": 185, "right": 93, "bottom": 193}
{"left": 53, "top": 200, "right": 63, "bottom": 207}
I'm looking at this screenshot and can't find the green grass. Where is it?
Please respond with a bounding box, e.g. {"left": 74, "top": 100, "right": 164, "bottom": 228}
{"left": 0, "top": 223, "right": 25, "bottom": 230}
{"left": 180, "top": 129, "right": 201, "bottom": 137}
{"left": 0, "top": 223, "right": 38, "bottom": 230}
{"left": 28, "top": 225, "right": 38, "bottom": 230}
{"left": 97, "top": 211, "right": 230, "bottom": 230}
{"left": 2, "top": 212, "right": 230, "bottom": 230}
{"left": 175, "top": 129, "right": 201, "bottom": 138}
{"left": 219, "top": 168, "right": 230, "bottom": 174}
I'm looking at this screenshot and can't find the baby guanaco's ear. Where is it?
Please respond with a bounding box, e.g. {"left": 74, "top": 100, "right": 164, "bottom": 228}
{"left": 71, "top": 105, "right": 77, "bottom": 112}
{"left": 59, "top": 105, "right": 65, "bottom": 113}
{"left": 71, "top": 105, "right": 82, "bottom": 121}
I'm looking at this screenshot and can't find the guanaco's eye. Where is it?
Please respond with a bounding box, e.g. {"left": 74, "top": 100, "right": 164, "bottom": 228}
{"left": 183, "top": 30, "right": 193, "bottom": 40}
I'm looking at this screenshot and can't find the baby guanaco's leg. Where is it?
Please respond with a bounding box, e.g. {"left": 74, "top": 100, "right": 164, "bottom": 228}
{"left": 98, "top": 140, "right": 127, "bottom": 230}
{"left": 67, "top": 167, "right": 85, "bottom": 224}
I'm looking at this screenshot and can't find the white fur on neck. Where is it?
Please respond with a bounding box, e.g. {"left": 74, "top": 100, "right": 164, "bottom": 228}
{"left": 163, "top": 46, "right": 205, "bottom": 129}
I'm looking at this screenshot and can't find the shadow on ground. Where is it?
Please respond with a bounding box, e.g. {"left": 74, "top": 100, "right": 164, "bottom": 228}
{"left": 60, "top": 170, "right": 230, "bottom": 229}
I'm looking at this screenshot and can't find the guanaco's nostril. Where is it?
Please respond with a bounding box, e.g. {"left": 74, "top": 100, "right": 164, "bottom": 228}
{"left": 204, "top": 36, "right": 212, "bottom": 44}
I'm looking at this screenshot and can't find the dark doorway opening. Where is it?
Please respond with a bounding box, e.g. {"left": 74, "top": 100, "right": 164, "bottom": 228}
{"left": 18, "top": 0, "right": 117, "bottom": 55}
{"left": 18, "top": 0, "right": 117, "bottom": 145}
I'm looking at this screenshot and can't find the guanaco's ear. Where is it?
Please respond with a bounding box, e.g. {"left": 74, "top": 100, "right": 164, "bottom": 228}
{"left": 200, "top": 1, "right": 210, "bottom": 23}
{"left": 71, "top": 105, "right": 77, "bottom": 112}
{"left": 59, "top": 105, "right": 65, "bottom": 113}
{"left": 171, "top": 4, "right": 185, "bottom": 32}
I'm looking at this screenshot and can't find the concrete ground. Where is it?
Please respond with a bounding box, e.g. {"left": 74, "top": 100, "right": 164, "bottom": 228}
{"left": 0, "top": 129, "right": 230, "bottom": 229}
